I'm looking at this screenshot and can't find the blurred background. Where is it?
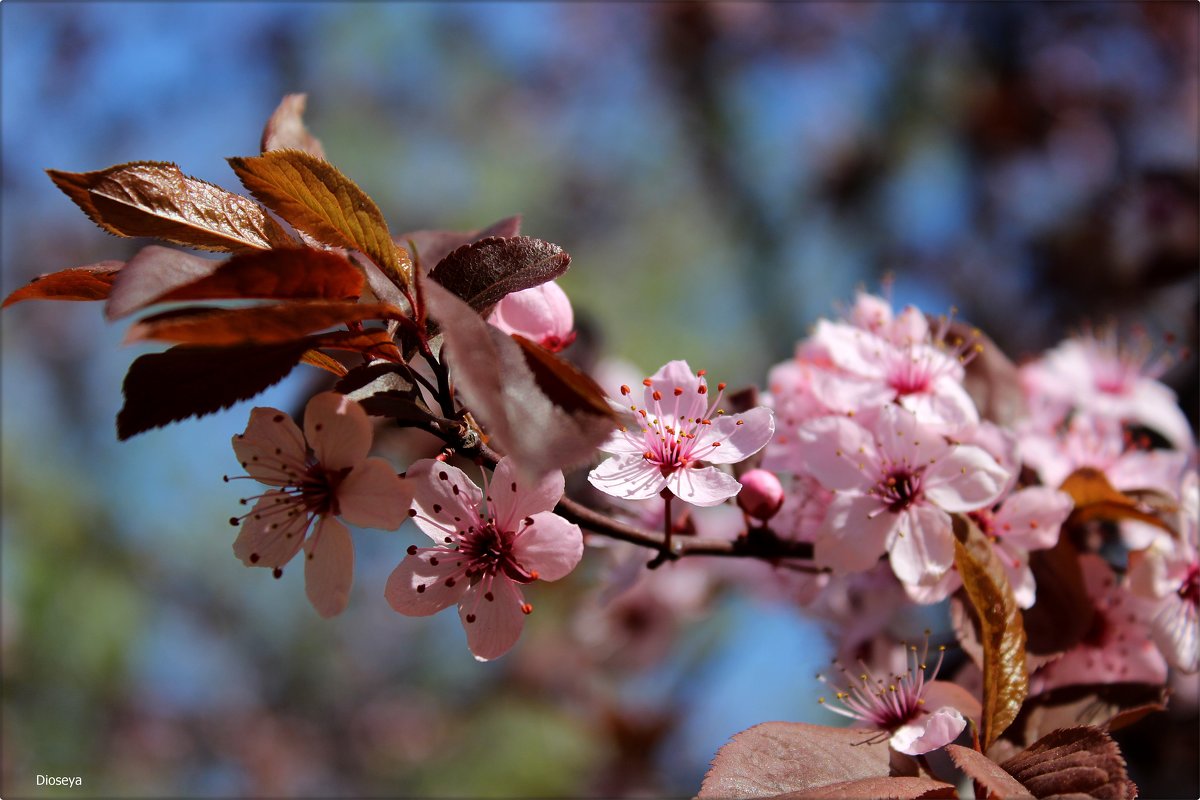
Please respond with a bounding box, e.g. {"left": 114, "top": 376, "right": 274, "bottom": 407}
{"left": 2, "top": 2, "right": 1197, "bottom": 797}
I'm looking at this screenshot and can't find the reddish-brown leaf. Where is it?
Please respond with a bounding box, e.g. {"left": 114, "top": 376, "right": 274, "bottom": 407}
{"left": 428, "top": 236, "right": 570, "bottom": 313}
{"left": 227, "top": 150, "right": 409, "bottom": 288}
{"left": 106, "top": 246, "right": 223, "bottom": 320}
{"left": 3, "top": 262, "right": 122, "bottom": 307}
{"left": 117, "top": 341, "right": 312, "bottom": 439}
{"left": 309, "top": 329, "right": 403, "bottom": 363}
{"left": 697, "top": 722, "right": 894, "bottom": 799}
{"left": 954, "top": 516, "right": 1029, "bottom": 753}
{"left": 47, "top": 162, "right": 292, "bottom": 252}
{"left": 1022, "top": 538, "right": 1093, "bottom": 656}
{"left": 261, "top": 93, "right": 325, "bottom": 158}
{"left": 773, "top": 776, "right": 957, "bottom": 799}
{"left": 151, "top": 247, "right": 363, "bottom": 306}
{"left": 422, "top": 277, "right": 615, "bottom": 477}
{"left": 512, "top": 334, "right": 613, "bottom": 419}
{"left": 946, "top": 745, "right": 1035, "bottom": 799}
{"left": 1060, "top": 467, "right": 1175, "bottom": 534}
{"left": 125, "top": 301, "right": 407, "bottom": 346}
{"left": 1000, "top": 726, "right": 1136, "bottom": 800}
{"left": 299, "top": 349, "right": 349, "bottom": 377}
{"left": 335, "top": 362, "right": 431, "bottom": 422}
{"left": 1006, "top": 684, "right": 1167, "bottom": 751}
{"left": 944, "top": 320, "right": 1027, "bottom": 427}
{"left": 397, "top": 215, "right": 522, "bottom": 274}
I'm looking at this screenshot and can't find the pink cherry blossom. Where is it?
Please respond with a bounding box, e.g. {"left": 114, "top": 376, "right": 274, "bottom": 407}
{"left": 798, "top": 404, "right": 1010, "bottom": 586}
{"left": 487, "top": 280, "right": 576, "bottom": 353}
{"left": 1020, "top": 331, "right": 1193, "bottom": 451}
{"left": 1031, "top": 554, "right": 1167, "bottom": 692}
{"left": 1128, "top": 471, "right": 1199, "bottom": 673}
{"left": 385, "top": 457, "right": 583, "bottom": 661}
{"left": 588, "top": 360, "right": 775, "bottom": 507}
{"left": 228, "top": 392, "right": 412, "bottom": 618}
{"left": 817, "top": 635, "right": 977, "bottom": 755}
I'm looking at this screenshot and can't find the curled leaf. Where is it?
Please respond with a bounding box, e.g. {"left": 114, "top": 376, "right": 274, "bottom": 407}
{"left": 1000, "top": 726, "right": 1137, "bottom": 800}
{"left": 428, "top": 235, "right": 569, "bottom": 313}
{"left": 3, "top": 262, "right": 122, "bottom": 307}
{"left": 953, "top": 515, "right": 1029, "bottom": 753}
{"left": 124, "top": 301, "right": 406, "bottom": 346}
{"left": 227, "top": 150, "right": 409, "bottom": 288}
{"left": 1060, "top": 467, "right": 1175, "bottom": 534}
{"left": 261, "top": 93, "right": 325, "bottom": 158}
{"left": 48, "top": 162, "right": 291, "bottom": 252}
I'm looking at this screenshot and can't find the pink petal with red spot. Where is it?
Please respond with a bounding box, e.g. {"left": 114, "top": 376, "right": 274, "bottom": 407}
{"left": 994, "top": 487, "right": 1073, "bottom": 551}
{"left": 304, "top": 392, "right": 372, "bottom": 471}
{"left": 408, "top": 458, "right": 484, "bottom": 522}
{"left": 924, "top": 445, "right": 1009, "bottom": 512}
{"left": 232, "top": 491, "right": 308, "bottom": 568}
{"left": 233, "top": 407, "right": 307, "bottom": 486}
{"left": 460, "top": 576, "right": 526, "bottom": 662}
{"left": 304, "top": 517, "right": 354, "bottom": 618}
{"left": 384, "top": 552, "right": 467, "bottom": 616}
{"left": 490, "top": 457, "right": 564, "bottom": 531}
{"left": 512, "top": 511, "right": 583, "bottom": 582}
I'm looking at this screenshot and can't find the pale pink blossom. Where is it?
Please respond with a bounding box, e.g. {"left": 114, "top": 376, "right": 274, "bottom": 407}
{"left": 488, "top": 280, "right": 575, "bottom": 353}
{"left": 385, "top": 457, "right": 582, "bottom": 661}
{"left": 588, "top": 361, "right": 774, "bottom": 507}
{"left": 228, "top": 393, "right": 412, "bottom": 618}
{"left": 1020, "top": 331, "right": 1193, "bottom": 451}
{"left": 798, "top": 404, "right": 1010, "bottom": 586}
{"left": 817, "top": 636, "right": 979, "bottom": 755}
{"left": 1128, "top": 472, "right": 1199, "bottom": 672}
{"left": 1031, "top": 554, "right": 1167, "bottom": 692}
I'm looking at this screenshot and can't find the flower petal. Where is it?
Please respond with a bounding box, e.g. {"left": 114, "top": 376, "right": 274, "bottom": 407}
{"left": 797, "top": 416, "right": 878, "bottom": 492}
{"left": 873, "top": 403, "right": 950, "bottom": 469}
{"left": 304, "top": 392, "right": 372, "bottom": 471}
{"left": 994, "top": 487, "right": 1073, "bottom": 551}
{"left": 232, "top": 492, "right": 308, "bottom": 568}
{"left": 700, "top": 406, "right": 775, "bottom": 464}
{"left": 667, "top": 465, "right": 741, "bottom": 507}
{"left": 814, "top": 493, "right": 894, "bottom": 573}
{"left": 890, "top": 707, "right": 966, "bottom": 755}
{"left": 459, "top": 575, "right": 526, "bottom": 661}
{"left": 924, "top": 445, "right": 1009, "bottom": 512}
{"left": 303, "top": 516, "right": 354, "bottom": 618}
{"left": 338, "top": 458, "right": 412, "bottom": 530}
{"left": 232, "top": 407, "right": 308, "bottom": 486}
{"left": 643, "top": 359, "right": 701, "bottom": 411}
{"left": 489, "top": 457, "right": 564, "bottom": 531}
{"left": 384, "top": 551, "right": 466, "bottom": 616}
{"left": 588, "top": 454, "right": 668, "bottom": 501}
{"left": 408, "top": 458, "right": 484, "bottom": 525}
{"left": 512, "top": 512, "right": 583, "bottom": 582}
{"left": 889, "top": 505, "right": 955, "bottom": 586}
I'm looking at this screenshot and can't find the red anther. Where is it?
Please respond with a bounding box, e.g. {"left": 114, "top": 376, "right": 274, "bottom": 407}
{"left": 639, "top": 409, "right": 648, "bottom": 417}
{"left": 697, "top": 369, "right": 707, "bottom": 376}
{"left": 620, "top": 384, "right": 631, "bottom": 395}
{"left": 643, "top": 451, "right": 654, "bottom": 460}
{"left": 674, "top": 387, "right": 683, "bottom": 396}
{"left": 529, "top": 570, "right": 539, "bottom": 580}
{"left": 698, "top": 385, "right": 708, "bottom": 395}
{"left": 652, "top": 390, "right": 662, "bottom": 401}
{"left": 521, "top": 603, "right": 534, "bottom": 615}
{"left": 717, "top": 382, "right": 727, "bottom": 391}
{"left": 712, "top": 441, "right": 721, "bottom": 447}
{"left": 643, "top": 378, "right": 653, "bottom": 387}
{"left": 435, "top": 452, "right": 449, "bottom": 462}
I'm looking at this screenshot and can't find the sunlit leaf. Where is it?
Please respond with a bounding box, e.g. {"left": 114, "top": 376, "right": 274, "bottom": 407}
{"left": 1060, "top": 467, "right": 1176, "bottom": 534}
{"left": 945, "top": 745, "right": 1034, "bottom": 799}
{"left": 3, "top": 262, "right": 122, "bottom": 307}
{"left": 953, "top": 515, "right": 1028, "bottom": 753}
{"left": 227, "top": 150, "right": 410, "bottom": 288}
{"left": 105, "top": 245, "right": 223, "bottom": 320}
{"left": 311, "top": 329, "right": 403, "bottom": 363}
{"left": 124, "top": 301, "right": 406, "bottom": 346}
{"left": 422, "top": 277, "right": 614, "bottom": 476}
{"left": 300, "top": 349, "right": 348, "bottom": 377}
{"left": 261, "top": 93, "right": 325, "bottom": 158}
{"left": 429, "top": 236, "right": 570, "bottom": 313}
{"left": 150, "top": 247, "right": 363, "bottom": 306}
{"left": 47, "top": 162, "right": 292, "bottom": 252}
{"left": 999, "top": 726, "right": 1136, "bottom": 800}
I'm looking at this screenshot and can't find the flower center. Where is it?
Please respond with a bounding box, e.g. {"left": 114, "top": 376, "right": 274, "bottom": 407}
{"left": 459, "top": 521, "right": 538, "bottom": 584}
{"left": 818, "top": 634, "right": 945, "bottom": 733}
{"left": 875, "top": 469, "right": 923, "bottom": 513}
{"left": 620, "top": 372, "right": 728, "bottom": 475}
{"left": 1180, "top": 563, "right": 1200, "bottom": 608}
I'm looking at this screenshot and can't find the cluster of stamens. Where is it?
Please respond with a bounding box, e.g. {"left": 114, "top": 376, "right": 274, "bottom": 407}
{"left": 882, "top": 312, "right": 982, "bottom": 398}
{"left": 817, "top": 632, "right": 946, "bottom": 733}
{"left": 616, "top": 369, "right": 731, "bottom": 474}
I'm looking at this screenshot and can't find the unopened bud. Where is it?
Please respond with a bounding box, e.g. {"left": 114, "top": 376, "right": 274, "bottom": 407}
{"left": 736, "top": 469, "right": 785, "bottom": 521}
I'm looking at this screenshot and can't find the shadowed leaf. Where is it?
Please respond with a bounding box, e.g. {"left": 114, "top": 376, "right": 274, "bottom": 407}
{"left": 261, "top": 93, "right": 325, "bottom": 157}
{"left": 150, "top": 248, "right": 363, "bottom": 306}
{"left": 1060, "top": 467, "right": 1175, "bottom": 534}
{"left": 227, "top": 150, "right": 409, "bottom": 288}
{"left": 774, "top": 776, "right": 957, "bottom": 799}
{"left": 47, "top": 162, "right": 291, "bottom": 252}
{"left": 1000, "top": 726, "right": 1136, "bottom": 800}
{"left": 336, "top": 363, "right": 432, "bottom": 422}
{"left": 954, "top": 516, "right": 1028, "bottom": 752}
{"left": 946, "top": 745, "right": 1034, "bottom": 799}
{"left": 422, "top": 277, "right": 614, "bottom": 476}
{"left": 945, "top": 319, "right": 1026, "bottom": 427}
{"left": 117, "top": 341, "right": 312, "bottom": 439}
{"left": 1022, "top": 538, "right": 1093, "bottom": 656}
{"left": 1005, "top": 684, "right": 1167, "bottom": 752}
{"left": 106, "top": 246, "right": 223, "bottom": 320}
{"left": 125, "top": 301, "right": 406, "bottom": 346}
{"left": 3, "top": 262, "right": 122, "bottom": 307}
{"left": 428, "top": 236, "right": 569, "bottom": 313}
{"left": 697, "top": 721, "right": 895, "bottom": 799}
{"left": 512, "top": 335, "right": 612, "bottom": 418}
{"left": 398, "top": 215, "right": 522, "bottom": 273}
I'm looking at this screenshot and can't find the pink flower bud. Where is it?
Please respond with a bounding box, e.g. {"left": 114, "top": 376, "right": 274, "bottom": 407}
{"left": 489, "top": 280, "right": 576, "bottom": 352}
{"left": 737, "top": 469, "right": 785, "bottom": 521}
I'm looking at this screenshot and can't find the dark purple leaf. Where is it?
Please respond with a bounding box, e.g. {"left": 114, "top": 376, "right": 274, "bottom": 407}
{"left": 261, "top": 93, "right": 325, "bottom": 158}
{"left": 773, "top": 776, "right": 957, "bottom": 799}
{"left": 946, "top": 745, "right": 1035, "bottom": 799}
{"left": 1022, "top": 538, "right": 1093, "bottom": 656}
{"left": 428, "top": 236, "right": 569, "bottom": 313}
{"left": 335, "top": 362, "right": 431, "bottom": 422}
{"left": 125, "top": 301, "right": 407, "bottom": 346}
{"left": 150, "top": 247, "right": 363, "bottom": 306}
{"left": 1000, "top": 727, "right": 1136, "bottom": 800}
{"left": 106, "top": 246, "right": 222, "bottom": 320}
{"left": 397, "top": 215, "right": 522, "bottom": 273}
